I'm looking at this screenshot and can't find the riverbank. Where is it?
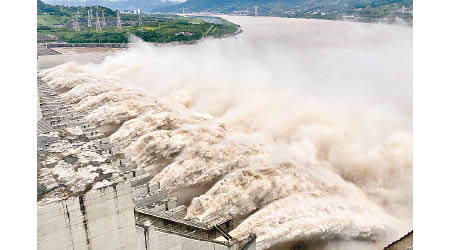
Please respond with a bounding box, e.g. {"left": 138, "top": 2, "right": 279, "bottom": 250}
{"left": 37, "top": 20, "right": 242, "bottom": 61}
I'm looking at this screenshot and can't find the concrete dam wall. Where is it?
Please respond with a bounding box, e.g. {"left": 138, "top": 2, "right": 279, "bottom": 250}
{"left": 37, "top": 179, "right": 256, "bottom": 250}
{"left": 37, "top": 78, "right": 256, "bottom": 250}
{"left": 38, "top": 182, "right": 136, "bottom": 250}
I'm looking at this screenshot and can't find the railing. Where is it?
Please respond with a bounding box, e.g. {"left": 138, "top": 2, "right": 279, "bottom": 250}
{"left": 136, "top": 223, "right": 234, "bottom": 247}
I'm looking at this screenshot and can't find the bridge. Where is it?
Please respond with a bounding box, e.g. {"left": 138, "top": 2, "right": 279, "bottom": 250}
{"left": 167, "top": 5, "right": 272, "bottom": 17}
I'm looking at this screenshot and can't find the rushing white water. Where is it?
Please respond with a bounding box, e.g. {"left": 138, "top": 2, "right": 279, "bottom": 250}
{"left": 38, "top": 16, "right": 412, "bottom": 250}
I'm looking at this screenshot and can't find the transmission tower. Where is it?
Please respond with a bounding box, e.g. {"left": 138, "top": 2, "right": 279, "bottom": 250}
{"left": 116, "top": 11, "right": 122, "bottom": 31}
{"left": 73, "top": 11, "right": 80, "bottom": 31}
{"left": 138, "top": 14, "right": 143, "bottom": 31}
{"left": 95, "top": 11, "right": 102, "bottom": 31}
{"left": 87, "top": 9, "right": 92, "bottom": 27}
{"left": 101, "top": 10, "right": 106, "bottom": 28}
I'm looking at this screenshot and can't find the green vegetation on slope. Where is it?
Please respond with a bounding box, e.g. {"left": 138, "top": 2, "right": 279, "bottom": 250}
{"left": 157, "top": 0, "right": 413, "bottom": 25}
{"left": 37, "top": 0, "right": 240, "bottom": 43}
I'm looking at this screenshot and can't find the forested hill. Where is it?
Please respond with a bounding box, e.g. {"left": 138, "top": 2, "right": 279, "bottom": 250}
{"left": 42, "top": 0, "right": 179, "bottom": 12}
{"left": 38, "top": 0, "right": 115, "bottom": 16}
{"left": 156, "top": 0, "right": 413, "bottom": 24}
{"left": 37, "top": 0, "right": 240, "bottom": 44}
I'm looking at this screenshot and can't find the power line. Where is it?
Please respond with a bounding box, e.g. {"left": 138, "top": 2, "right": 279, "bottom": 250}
{"left": 73, "top": 10, "right": 80, "bottom": 31}
{"left": 95, "top": 11, "right": 102, "bottom": 31}
{"left": 87, "top": 8, "right": 92, "bottom": 27}
{"left": 138, "top": 14, "right": 143, "bottom": 31}
{"left": 116, "top": 11, "right": 122, "bottom": 31}
{"left": 101, "top": 10, "right": 107, "bottom": 28}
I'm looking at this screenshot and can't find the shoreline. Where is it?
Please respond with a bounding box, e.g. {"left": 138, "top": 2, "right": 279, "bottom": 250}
{"left": 37, "top": 25, "right": 243, "bottom": 50}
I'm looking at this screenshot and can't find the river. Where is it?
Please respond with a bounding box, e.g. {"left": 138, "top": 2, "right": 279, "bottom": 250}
{"left": 38, "top": 16, "right": 412, "bottom": 250}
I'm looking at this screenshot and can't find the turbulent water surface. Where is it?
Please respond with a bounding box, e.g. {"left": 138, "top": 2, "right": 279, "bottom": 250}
{"left": 38, "top": 16, "right": 412, "bottom": 250}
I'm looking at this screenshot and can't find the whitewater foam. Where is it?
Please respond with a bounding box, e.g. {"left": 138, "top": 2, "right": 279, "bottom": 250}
{"left": 38, "top": 16, "right": 412, "bottom": 249}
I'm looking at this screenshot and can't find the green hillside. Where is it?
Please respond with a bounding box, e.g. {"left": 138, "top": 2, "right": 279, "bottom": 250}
{"left": 156, "top": 0, "right": 413, "bottom": 25}
{"left": 37, "top": 0, "right": 240, "bottom": 43}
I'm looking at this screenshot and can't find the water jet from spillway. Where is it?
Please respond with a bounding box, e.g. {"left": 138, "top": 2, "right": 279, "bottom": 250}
{"left": 38, "top": 16, "right": 412, "bottom": 250}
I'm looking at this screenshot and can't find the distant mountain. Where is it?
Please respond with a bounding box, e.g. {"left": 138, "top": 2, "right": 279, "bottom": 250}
{"left": 38, "top": 0, "right": 116, "bottom": 16}
{"left": 42, "top": 0, "right": 185, "bottom": 12}
{"left": 154, "top": 0, "right": 413, "bottom": 24}
{"left": 156, "top": 0, "right": 412, "bottom": 12}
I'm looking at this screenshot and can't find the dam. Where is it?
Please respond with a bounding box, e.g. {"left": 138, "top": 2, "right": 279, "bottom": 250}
{"left": 35, "top": 15, "right": 413, "bottom": 249}
{"left": 37, "top": 79, "right": 256, "bottom": 250}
